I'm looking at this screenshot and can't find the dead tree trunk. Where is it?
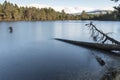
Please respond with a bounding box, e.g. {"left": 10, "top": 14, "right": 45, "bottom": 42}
{"left": 86, "top": 22, "right": 120, "bottom": 45}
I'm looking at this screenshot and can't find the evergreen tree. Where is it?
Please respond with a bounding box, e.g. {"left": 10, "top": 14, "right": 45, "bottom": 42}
{"left": 0, "top": 1, "right": 119, "bottom": 21}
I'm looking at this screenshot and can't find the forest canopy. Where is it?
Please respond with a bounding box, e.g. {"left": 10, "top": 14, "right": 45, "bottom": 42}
{"left": 0, "top": 1, "right": 119, "bottom": 21}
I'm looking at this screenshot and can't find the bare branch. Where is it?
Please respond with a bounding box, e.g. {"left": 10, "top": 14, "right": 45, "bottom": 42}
{"left": 85, "top": 22, "right": 120, "bottom": 45}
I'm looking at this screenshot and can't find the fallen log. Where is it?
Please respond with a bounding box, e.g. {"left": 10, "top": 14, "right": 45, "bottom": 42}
{"left": 54, "top": 38, "right": 120, "bottom": 51}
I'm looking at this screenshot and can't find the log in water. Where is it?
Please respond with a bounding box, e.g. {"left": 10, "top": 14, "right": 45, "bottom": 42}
{"left": 54, "top": 38, "right": 120, "bottom": 51}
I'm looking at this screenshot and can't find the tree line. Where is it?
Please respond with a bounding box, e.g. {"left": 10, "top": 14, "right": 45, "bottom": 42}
{"left": 0, "top": 1, "right": 73, "bottom": 21}
{"left": 0, "top": 1, "right": 120, "bottom": 21}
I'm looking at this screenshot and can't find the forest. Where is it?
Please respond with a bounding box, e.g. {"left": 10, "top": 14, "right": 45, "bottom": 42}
{"left": 0, "top": 1, "right": 119, "bottom": 21}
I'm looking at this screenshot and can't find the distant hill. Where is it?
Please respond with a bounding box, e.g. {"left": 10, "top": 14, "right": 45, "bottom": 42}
{"left": 87, "top": 10, "right": 112, "bottom": 14}
{"left": 71, "top": 10, "right": 113, "bottom": 15}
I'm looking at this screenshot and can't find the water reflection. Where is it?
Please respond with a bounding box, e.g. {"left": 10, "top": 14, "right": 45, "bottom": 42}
{"left": 101, "top": 67, "right": 120, "bottom": 80}
{"left": 53, "top": 21, "right": 89, "bottom": 41}
{"left": 0, "top": 21, "right": 120, "bottom": 80}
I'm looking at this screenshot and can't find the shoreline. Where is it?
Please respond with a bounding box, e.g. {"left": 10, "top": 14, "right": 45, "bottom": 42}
{"left": 0, "top": 19, "right": 119, "bottom": 22}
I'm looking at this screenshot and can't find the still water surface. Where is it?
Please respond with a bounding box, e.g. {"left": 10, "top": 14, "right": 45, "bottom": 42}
{"left": 0, "top": 21, "right": 120, "bottom": 80}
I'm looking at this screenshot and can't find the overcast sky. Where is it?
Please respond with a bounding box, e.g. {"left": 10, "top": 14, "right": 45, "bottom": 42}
{"left": 0, "top": 0, "right": 119, "bottom": 13}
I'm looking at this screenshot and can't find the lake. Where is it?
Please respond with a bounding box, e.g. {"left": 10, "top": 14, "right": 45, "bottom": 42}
{"left": 0, "top": 20, "right": 120, "bottom": 80}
